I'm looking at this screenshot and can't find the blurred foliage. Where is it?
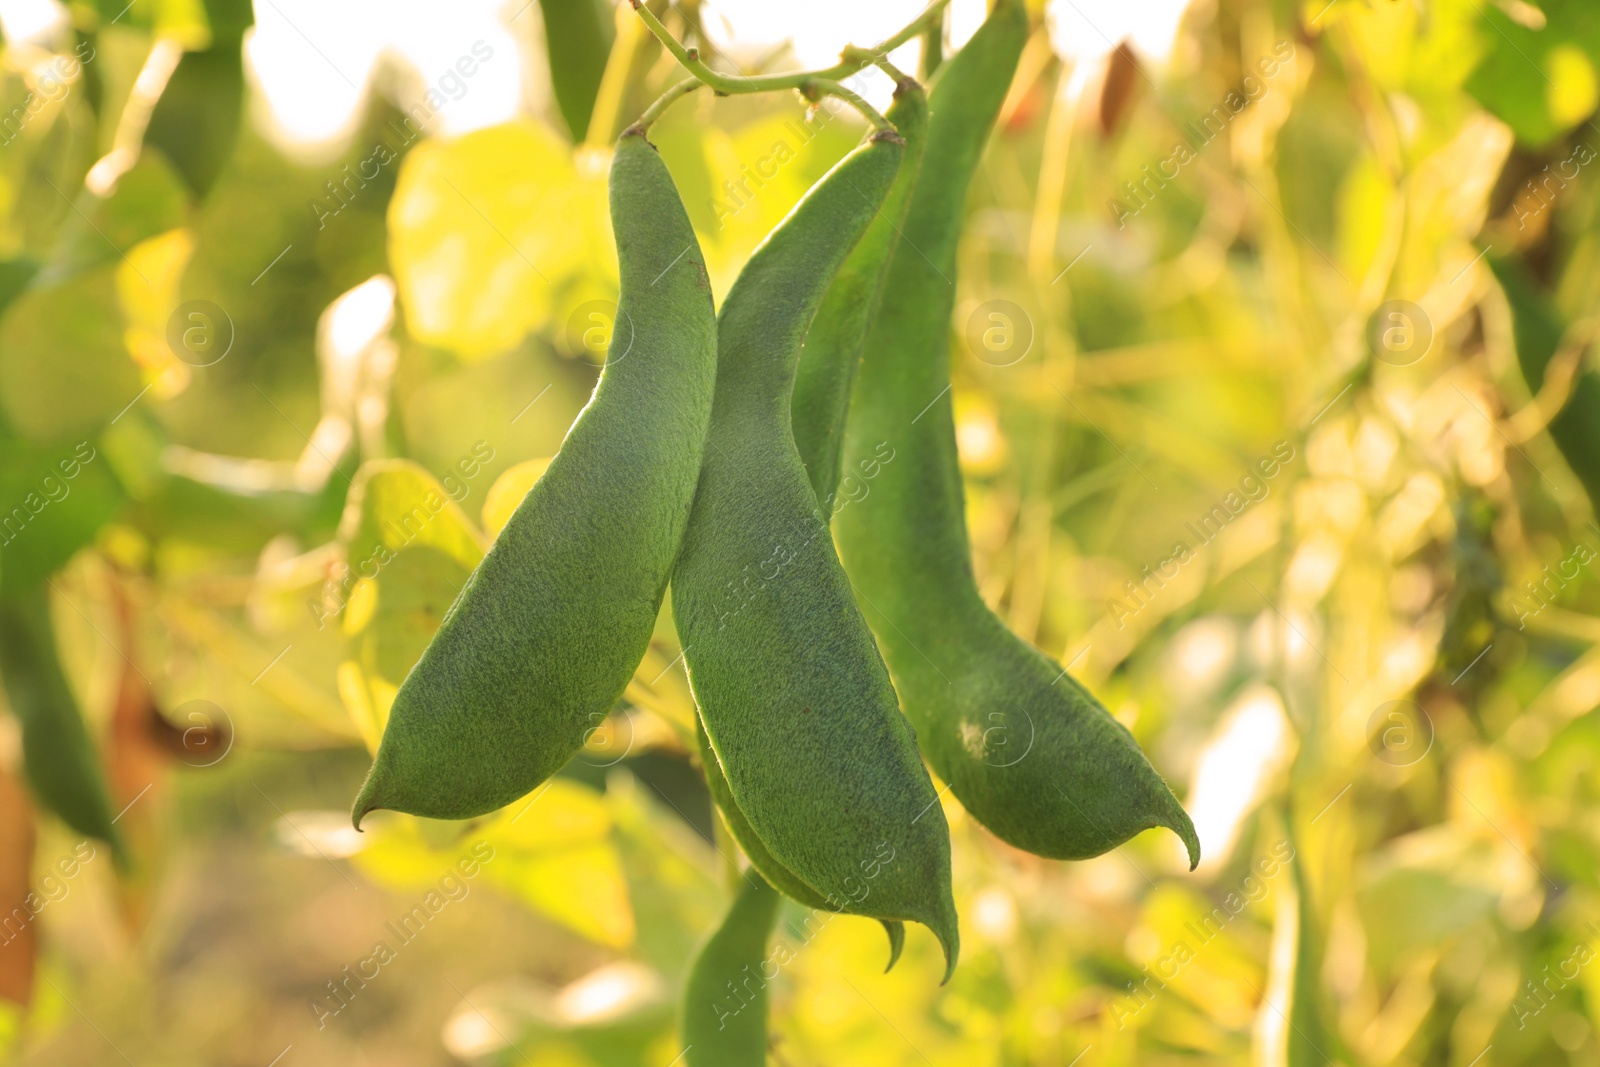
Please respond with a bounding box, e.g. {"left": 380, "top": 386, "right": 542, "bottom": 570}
{"left": 5, "top": 0, "right": 1600, "bottom": 1064}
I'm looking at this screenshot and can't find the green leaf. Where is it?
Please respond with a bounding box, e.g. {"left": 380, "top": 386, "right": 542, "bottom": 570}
{"left": 1466, "top": 0, "right": 1600, "bottom": 147}
{"left": 387, "top": 120, "right": 603, "bottom": 357}
{"left": 41, "top": 146, "right": 191, "bottom": 282}
{"left": 0, "top": 437, "right": 124, "bottom": 598}
{"left": 145, "top": 0, "right": 252, "bottom": 198}
{"left": 0, "top": 266, "right": 140, "bottom": 446}
{"left": 366, "top": 546, "right": 472, "bottom": 684}
{"left": 354, "top": 783, "right": 636, "bottom": 949}
{"left": 0, "top": 583, "right": 124, "bottom": 863}
{"left": 1357, "top": 846, "right": 1500, "bottom": 967}
{"left": 538, "top": 0, "right": 613, "bottom": 141}
{"left": 607, "top": 770, "right": 724, "bottom": 977}
{"left": 338, "top": 461, "right": 485, "bottom": 696}
{"left": 473, "top": 780, "right": 635, "bottom": 948}
{"left": 146, "top": 52, "right": 246, "bottom": 199}
{"left": 343, "top": 459, "right": 486, "bottom": 573}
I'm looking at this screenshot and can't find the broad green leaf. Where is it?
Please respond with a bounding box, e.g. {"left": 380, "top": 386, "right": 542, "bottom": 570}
{"left": 480, "top": 778, "right": 614, "bottom": 851}
{"left": 0, "top": 266, "right": 140, "bottom": 446}
{"left": 697, "top": 110, "right": 860, "bottom": 293}
{"left": 1466, "top": 0, "right": 1600, "bottom": 147}
{"left": 537, "top": 0, "right": 613, "bottom": 141}
{"left": 0, "top": 584, "right": 123, "bottom": 862}
{"left": 337, "top": 462, "right": 485, "bottom": 723}
{"left": 1357, "top": 835, "right": 1502, "bottom": 967}
{"left": 484, "top": 841, "right": 634, "bottom": 948}
{"left": 388, "top": 120, "right": 600, "bottom": 357}
{"left": 116, "top": 227, "right": 196, "bottom": 393}
{"left": 0, "top": 436, "right": 124, "bottom": 597}
{"left": 394, "top": 780, "right": 635, "bottom": 950}
{"left": 350, "top": 813, "right": 500, "bottom": 890}
{"left": 145, "top": 0, "right": 254, "bottom": 199}
{"left": 342, "top": 459, "right": 486, "bottom": 573}
{"left": 607, "top": 771, "right": 723, "bottom": 976}
{"left": 40, "top": 148, "right": 191, "bottom": 284}
{"left": 351, "top": 788, "right": 620, "bottom": 955}
{"left": 365, "top": 546, "right": 472, "bottom": 684}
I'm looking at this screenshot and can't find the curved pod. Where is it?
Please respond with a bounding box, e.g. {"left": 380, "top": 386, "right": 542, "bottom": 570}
{"left": 670, "top": 134, "right": 960, "bottom": 975}
{"left": 681, "top": 872, "right": 781, "bottom": 1066}
{"left": 832, "top": 0, "right": 1200, "bottom": 865}
{"left": 355, "top": 130, "right": 718, "bottom": 823}
{"left": 707, "top": 83, "right": 929, "bottom": 973}
{"left": 696, "top": 718, "right": 906, "bottom": 970}
{"left": 792, "top": 81, "right": 929, "bottom": 508}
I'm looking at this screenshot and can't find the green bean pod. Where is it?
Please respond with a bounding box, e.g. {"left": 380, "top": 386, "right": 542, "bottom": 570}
{"left": 670, "top": 134, "right": 960, "bottom": 976}
{"left": 832, "top": 0, "right": 1201, "bottom": 865}
{"left": 706, "top": 85, "right": 926, "bottom": 973}
{"left": 354, "top": 129, "right": 717, "bottom": 824}
{"left": 680, "top": 870, "right": 781, "bottom": 1066}
{"left": 696, "top": 717, "right": 905, "bottom": 971}
{"left": 792, "top": 80, "right": 929, "bottom": 508}
{"left": 0, "top": 582, "right": 124, "bottom": 863}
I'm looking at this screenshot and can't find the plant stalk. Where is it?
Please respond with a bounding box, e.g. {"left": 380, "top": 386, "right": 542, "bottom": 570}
{"left": 627, "top": 0, "right": 950, "bottom": 130}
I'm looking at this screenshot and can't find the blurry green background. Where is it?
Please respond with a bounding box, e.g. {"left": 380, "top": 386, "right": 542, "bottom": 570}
{"left": 3, "top": 0, "right": 1600, "bottom": 1063}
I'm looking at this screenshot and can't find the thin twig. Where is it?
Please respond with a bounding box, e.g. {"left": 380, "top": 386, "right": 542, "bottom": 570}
{"left": 627, "top": 0, "right": 948, "bottom": 130}
{"left": 631, "top": 78, "right": 702, "bottom": 133}
{"left": 800, "top": 78, "right": 893, "bottom": 133}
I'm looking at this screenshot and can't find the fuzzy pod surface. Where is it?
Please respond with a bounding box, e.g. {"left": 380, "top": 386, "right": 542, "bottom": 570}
{"left": 770, "top": 85, "right": 927, "bottom": 970}
{"left": 696, "top": 716, "right": 906, "bottom": 970}
{"left": 669, "top": 133, "right": 960, "bottom": 976}
{"left": 832, "top": 0, "right": 1200, "bottom": 866}
{"left": 791, "top": 81, "right": 929, "bottom": 508}
{"left": 681, "top": 871, "right": 781, "bottom": 1066}
{"left": 710, "top": 91, "right": 925, "bottom": 969}
{"left": 355, "top": 130, "right": 717, "bottom": 824}
{"left": 0, "top": 582, "right": 123, "bottom": 862}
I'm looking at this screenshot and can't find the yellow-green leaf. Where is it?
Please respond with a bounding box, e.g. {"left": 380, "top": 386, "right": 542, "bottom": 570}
{"left": 388, "top": 120, "right": 600, "bottom": 357}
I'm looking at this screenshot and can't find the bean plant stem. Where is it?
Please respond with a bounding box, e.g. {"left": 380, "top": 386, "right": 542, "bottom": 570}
{"left": 632, "top": 77, "right": 701, "bottom": 133}
{"left": 801, "top": 78, "right": 894, "bottom": 134}
{"left": 627, "top": 0, "right": 952, "bottom": 130}
{"left": 875, "top": 57, "right": 914, "bottom": 86}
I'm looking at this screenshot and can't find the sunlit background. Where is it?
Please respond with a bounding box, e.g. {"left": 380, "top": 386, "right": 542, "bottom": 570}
{"left": 2, "top": 0, "right": 1600, "bottom": 1063}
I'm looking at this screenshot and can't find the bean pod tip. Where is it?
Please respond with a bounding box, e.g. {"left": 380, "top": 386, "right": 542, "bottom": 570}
{"left": 351, "top": 767, "right": 397, "bottom": 831}
{"left": 1174, "top": 809, "right": 1202, "bottom": 872}
{"left": 350, "top": 793, "right": 378, "bottom": 832}
{"left": 881, "top": 920, "right": 906, "bottom": 972}
{"left": 932, "top": 908, "right": 959, "bottom": 984}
